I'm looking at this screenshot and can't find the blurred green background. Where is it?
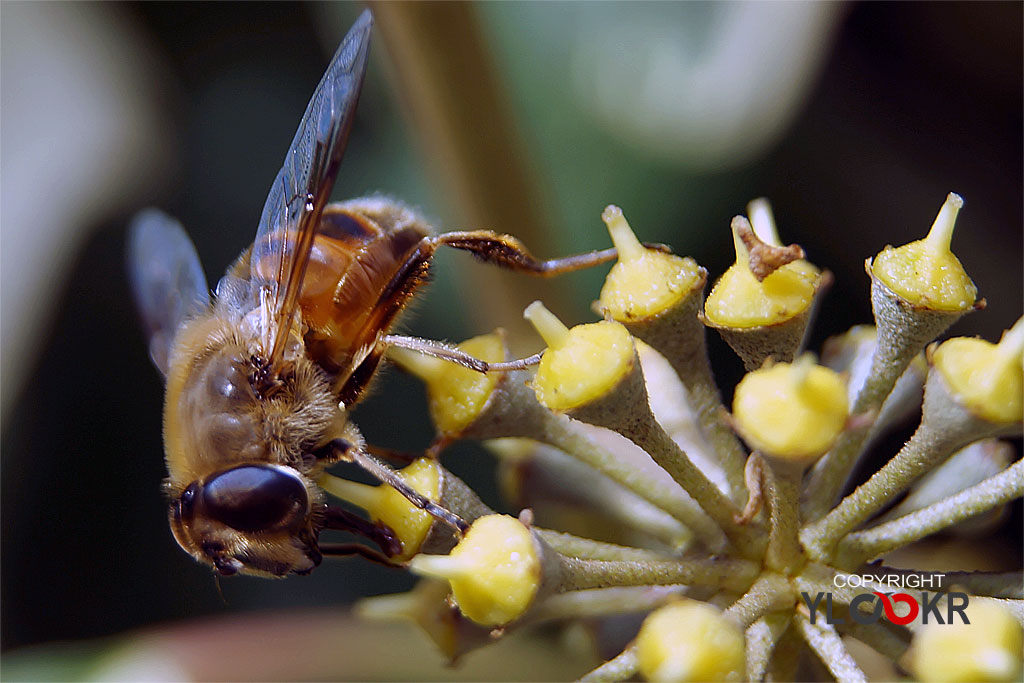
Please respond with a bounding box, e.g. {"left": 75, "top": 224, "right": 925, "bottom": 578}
{"left": 2, "top": 1, "right": 1020, "bottom": 678}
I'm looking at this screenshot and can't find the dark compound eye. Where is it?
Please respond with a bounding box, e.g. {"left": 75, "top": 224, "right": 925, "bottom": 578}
{"left": 201, "top": 465, "right": 308, "bottom": 533}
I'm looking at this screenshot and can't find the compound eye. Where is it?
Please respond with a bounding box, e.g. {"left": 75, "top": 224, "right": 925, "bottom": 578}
{"left": 202, "top": 465, "right": 308, "bottom": 533}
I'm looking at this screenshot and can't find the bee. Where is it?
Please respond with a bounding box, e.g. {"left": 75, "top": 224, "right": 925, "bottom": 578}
{"left": 128, "top": 10, "right": 625, "bottom": 578}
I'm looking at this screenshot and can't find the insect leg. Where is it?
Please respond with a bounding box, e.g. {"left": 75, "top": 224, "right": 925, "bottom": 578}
{"left": 365, "top": 443, "right": 422, "bottom": 465}
{"left": 319, "top": 439, "right": 469, "bottom": 534}
{"left": 318, "top": 543, "right": 399, "bottom": 567}
{"left": 336, "top": 344, "right": 387, "bottom": 408}
{"left": 322, "top": 505, "right": 402, "bottom": 557}
{"left": 383, "top": 334, "right": 542, "bottom": 373}
{"left": 433, "top": 230, "right": 671, "bottom": 277}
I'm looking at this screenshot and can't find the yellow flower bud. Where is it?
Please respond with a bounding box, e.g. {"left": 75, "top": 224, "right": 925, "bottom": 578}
{"left": 598, "top": 205, "right": 702, "bottom": 322}
{"left": 636, "top": 601, "right": 745, "bottom": 682}
{"left": 871, "top": 193, "right": 978, "bottom": 311}
{"left": 931, "top": 319, "right": 1024, "bottom": 424}
{"left": 910, "top": 601, "right": 1023, "bottom": 682}
{"left": 704, "top": 218, "right": 816, "bottom": 328}
{"left": 389, "top": 333, "right": 505, "bottom": 435}
{"left": 733, "top": 355, "right": 848, "bottom": 461}
{"left": 409, "top": 514, "right": 541, "bottom": 627}
{"left": 318, "top": 458, "right": 440, "bottom": 561}
{"left": 525, "top": 301, "right": 635, "bottom": 412}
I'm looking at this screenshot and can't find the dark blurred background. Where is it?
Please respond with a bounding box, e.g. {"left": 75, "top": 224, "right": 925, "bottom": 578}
{"left": 2, "top": 0, "right": 1020, "bottom": 676}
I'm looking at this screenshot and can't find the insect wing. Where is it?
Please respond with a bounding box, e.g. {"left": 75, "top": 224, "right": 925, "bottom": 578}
{"left": 250, "top": 9, "right": 372, "bottom": 371}
{"left": 127, "top": 209, "right": 210, "bottom": 376}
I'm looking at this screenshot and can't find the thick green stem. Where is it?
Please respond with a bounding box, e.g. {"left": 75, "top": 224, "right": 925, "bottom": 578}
{"left": 525, "top": 586, "right": 685, "bottom": 625}
{"left": 541, "top": 415, "right": 726, "bottom": 548}
{"left": 745, "top": 613, "right": 791, "bottom": 682}
{"left": 834, "top": 460, "right": 1024, "bottom": 567}
{"left": 804, "top": 272, "right": 971, "bottom": 518}
{"left": 838, "top": 618, "right": 910, "bottom": 661}
{"left": 566, "top": 350, "right": 762, "bottom": 556}
{"left": 794, "top": 612, "right": 867, "bottom": 683}
{"left": 620, "top": 283, "right": 749, "bottom": 500}
{"left": 724, "top": 573, "right": 793, "bottom": 628}
{"left": 764, "top": 458, "right": 806, "bottom": 573}
{"left": 470, "top": 369, "right": 726, "bottom": 548}
{"left": 535, "top": 529, "right": 677, "bottom": 563}
{"left": 373, "top": 1, "right": 571, "bottom": 332}
{"left": 556, "top": 555, "right": 759, "bottom": 593}
{"left": 675, "top": 356, "right": 750, "bottom": 498}
{"left": 580, "top": 644, "right": 638, "bottom": 682}
{"left": 604, "top": 394, "right": 762, "bottom": 556}
{"left": 802, "top": 374, "right": 1012, "bottom": 563}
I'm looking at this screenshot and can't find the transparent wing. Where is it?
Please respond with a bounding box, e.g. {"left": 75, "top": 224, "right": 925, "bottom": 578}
{"left": 250, "top": 9, "right": 372, "bottom": 374}
{"left": 127, "top": 208, "right": 210, "bottom": 376}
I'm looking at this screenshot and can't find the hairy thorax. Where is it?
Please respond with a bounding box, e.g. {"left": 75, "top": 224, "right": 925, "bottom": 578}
{"left": 163, "top": 312, "right": 338, "bottom": 490}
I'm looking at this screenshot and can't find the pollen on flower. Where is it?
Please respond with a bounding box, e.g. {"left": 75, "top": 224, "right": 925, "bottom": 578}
{"left": 408, "top": 514, "right": 541, "bottom": 627}
{"left": 389, "top": 333, "right": 505, "bottom": 434}
{"left": 871, "top": 192, "right": 978, "bottom": 311}
{"left": 931, "top": 318, "right": 1024, "bottom": 424}
{"left": 732, "top": 354, "right": 848, "bottom": 460}
{"left": 525, "top": 301, "right": 635, "bottom": 412}
{"left": 598, "top": 205, "right": 702, "bottom": 321}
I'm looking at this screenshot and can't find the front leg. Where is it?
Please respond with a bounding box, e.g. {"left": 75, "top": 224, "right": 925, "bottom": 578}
{"left": 382, "top": 334, "right": 542, "bottom": 373}
{"left": 433, "top": 230, "right": 670, "bottom": 277}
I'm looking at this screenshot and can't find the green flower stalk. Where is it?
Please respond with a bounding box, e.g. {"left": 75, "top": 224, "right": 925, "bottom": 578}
{"left": 524, "top": 301, "right": 761, "bottom": 555}
{"left": 832, "top": 459, "right": 1024, "bottom": 568}
{"left": 820, "top": 325, "right": 927, "bottom": 445}
{"left": 408, "top": 513, "right": 759, "bottom": 628}
{"left": 879, "top": 438, "right": 1016, "bottom": 536}
{"left": 806, "top": 193, "right": 985, "bottom": 518}
{"left": 732, "top": 354, "right": 848, "bottom": 573}
{"left": 390, "top": 329, "right": 725, "bottom": 547}
{"left": 596, "top": 206, "right": 747, "bottom": 499}
{"left": 491, "top": 437, "right": 692, "bottom": 549}
{"left": 802, "top": 319, "right": 1024, "bottom": 562}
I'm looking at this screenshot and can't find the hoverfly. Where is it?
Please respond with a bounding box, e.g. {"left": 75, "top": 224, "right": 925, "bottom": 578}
{"left": 128, "top": 10, "right": 625, "bottom": 578}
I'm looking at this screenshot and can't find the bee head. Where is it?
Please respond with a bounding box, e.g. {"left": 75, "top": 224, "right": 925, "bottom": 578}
{"left": 168, "top": 464, "right": 322, "bottom": 577}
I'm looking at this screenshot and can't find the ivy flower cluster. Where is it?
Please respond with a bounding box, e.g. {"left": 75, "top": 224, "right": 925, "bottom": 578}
{"left": 323, "top": 193, "right": 1022, "bottom": 681}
